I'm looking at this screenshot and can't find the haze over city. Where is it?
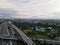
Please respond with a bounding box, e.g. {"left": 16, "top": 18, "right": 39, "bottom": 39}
{"left": 1, "top": 0, "right": 60, "bottom": 45}
{"left": 0, "top": 0, "right": 60, "bottom": 19}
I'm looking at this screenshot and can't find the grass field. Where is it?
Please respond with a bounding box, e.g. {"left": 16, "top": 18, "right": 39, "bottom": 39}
{"left": 23, "top": 30, "right": 48, "bottom": 39}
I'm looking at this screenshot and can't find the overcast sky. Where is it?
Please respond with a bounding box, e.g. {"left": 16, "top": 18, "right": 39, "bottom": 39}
{"left": 0, "top": 0, "right": 60, "bottom": 19}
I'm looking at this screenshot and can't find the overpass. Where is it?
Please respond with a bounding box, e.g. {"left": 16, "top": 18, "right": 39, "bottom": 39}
{"left": 9, "top": 22, "right": 36, "bottom": 45}
{"left": 0, "top": 21, "right": 36, "bottom": 45}
{"left": 0, "top": 21, "right": 17, "bottom": 45}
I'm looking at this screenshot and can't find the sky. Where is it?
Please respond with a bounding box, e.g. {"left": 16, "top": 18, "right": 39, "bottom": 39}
{"left": 0, "top": 0, "right": 60, "bottom": 19}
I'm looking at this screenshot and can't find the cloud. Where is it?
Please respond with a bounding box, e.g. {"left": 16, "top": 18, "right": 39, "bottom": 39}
{"left": 0, "top": 0, "right": 60, "bottom": 19}
{"left": 0, "top": 0, "right": 40, "bottom": 19}
{"left": 7, "top": 0, "right": 30, "bottom": 3}
{"left": 0, "top": 8, "right": 18, "bottom": 19}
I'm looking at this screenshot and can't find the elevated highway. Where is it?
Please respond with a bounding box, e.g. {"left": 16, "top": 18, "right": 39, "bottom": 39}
{"left": 9, "top": 22, "right": 35, "bottom": 45}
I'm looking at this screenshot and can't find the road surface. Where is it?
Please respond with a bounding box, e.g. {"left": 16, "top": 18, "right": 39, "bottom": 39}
{"left": 10, "top": 23, "right": 35, "bottom": 45}
{"left": 0, "top": 22, "right": 17, "bottom": 45}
